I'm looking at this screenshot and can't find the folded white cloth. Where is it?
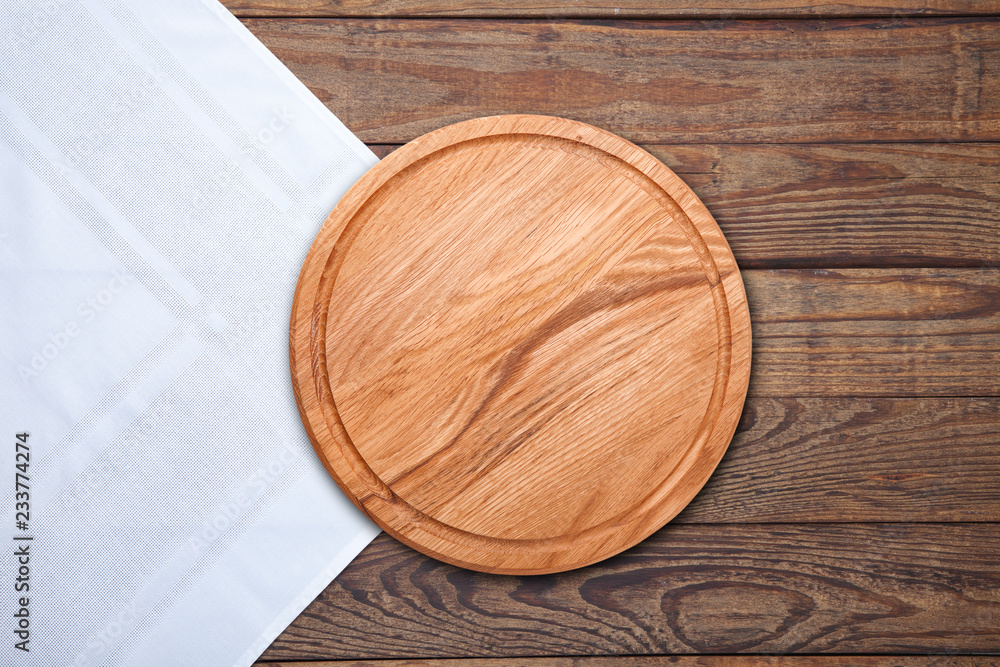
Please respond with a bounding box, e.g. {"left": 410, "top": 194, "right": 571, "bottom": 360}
{"left": 0, "top": 1, "right": 380, "bottom": 664}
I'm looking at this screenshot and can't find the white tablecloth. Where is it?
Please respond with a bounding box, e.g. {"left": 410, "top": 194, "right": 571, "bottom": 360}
{"left": 0, "top": 1, "right": 380, "bottom": 664}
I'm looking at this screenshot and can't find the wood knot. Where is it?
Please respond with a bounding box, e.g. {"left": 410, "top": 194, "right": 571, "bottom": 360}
{"left": 661, "top": 581, "right": 814, "bottom": 651}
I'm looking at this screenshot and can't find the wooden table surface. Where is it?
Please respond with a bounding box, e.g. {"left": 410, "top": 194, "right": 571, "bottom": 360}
{"left": 226, "top": 1, "right": 1000, "bottom": 664}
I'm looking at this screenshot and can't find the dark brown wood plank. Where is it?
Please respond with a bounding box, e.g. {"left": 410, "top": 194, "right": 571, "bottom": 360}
{"left": 260, "top": 524, "right": 1000, "bottom": 659}
{"left": 368, "top": 143, "right": 1000, "bottom": 269}
{"left": 245, "top": 18, "right": 1000, "bottom": 144}
{"left": 227, "top": 0, "right": 1000, "bottom": 19}
{"left": 259, "top": 656, "right": 1000, "bottom": 666}
{"left": 745, "top": 269, "right": 1000, "bottom": 397}
{"left": 678, "top": 397, "right": 1000, "bottom": 523}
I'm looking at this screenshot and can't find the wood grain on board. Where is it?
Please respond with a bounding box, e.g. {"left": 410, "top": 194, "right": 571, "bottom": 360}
{"left": 291, "top": 115, "right": 752, "bottom": 574}
{"left": 226, "top": 0, "right": 1000, "bottom": 19}
{"left": 369, "top": 143, "right": 1000, "bottom": 269}
{"left": 259, "top": 524, "right": 1000, "bottom": 660}
{"left": 244, "top": 18, "right": 1000, "bottom": 144}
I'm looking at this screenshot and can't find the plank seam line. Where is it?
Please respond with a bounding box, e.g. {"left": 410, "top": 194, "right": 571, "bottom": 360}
{"left": 253, "top": 650, "right": 1000, "bottom": 663}
{"left": 235, "top": 13, "right": 1000, "bottom": 21}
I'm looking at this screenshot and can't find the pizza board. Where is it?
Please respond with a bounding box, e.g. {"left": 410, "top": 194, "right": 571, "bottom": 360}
{"left": 290, "top": 115, "right": 751, "bottom": 575}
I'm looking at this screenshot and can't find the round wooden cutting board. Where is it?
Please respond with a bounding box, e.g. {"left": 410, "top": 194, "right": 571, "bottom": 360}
{"left": 290, "top": 115, "right": 751, "bottom": 575}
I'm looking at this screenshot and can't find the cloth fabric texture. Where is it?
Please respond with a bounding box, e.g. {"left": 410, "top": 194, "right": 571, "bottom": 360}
{"left": 0, "top": 1, "right": 381, "bottom": 664}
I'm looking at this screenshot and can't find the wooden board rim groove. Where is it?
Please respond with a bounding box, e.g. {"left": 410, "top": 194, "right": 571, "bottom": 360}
{"left": 290, "top": 114, "right": 752, "bottom": 574}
